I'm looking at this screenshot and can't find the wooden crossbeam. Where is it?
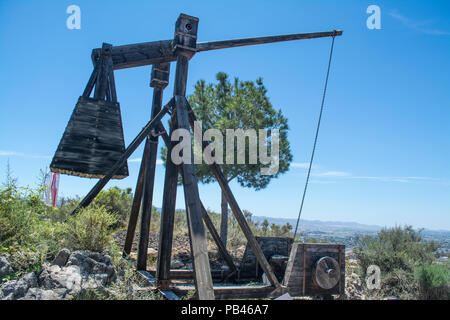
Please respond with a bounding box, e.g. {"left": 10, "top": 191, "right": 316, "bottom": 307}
{"left": 172, "top": 284, "right": 274, "bottom": 300}
{"left": 92, "top": 30, "right": 342, "bottom": 70}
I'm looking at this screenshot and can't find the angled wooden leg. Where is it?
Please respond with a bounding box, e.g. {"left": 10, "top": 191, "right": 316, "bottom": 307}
{"left": 200, "top": 202, "right": 238, "bottom": 277}
{"left": 176, "top": 94, "right": 214, "bottom": 300}
{"left": 123, "top": 138, "right": 149, "bottom": 256}
{"left": 169, "top": 16, "right": 214, "bottom": 299}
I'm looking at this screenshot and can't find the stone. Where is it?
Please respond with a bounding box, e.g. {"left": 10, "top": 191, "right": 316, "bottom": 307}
{"left": 22, "top": 288, "right": 68, "bottom": 300}
{"left": 2, "top": 250, "right": 117, "bottom": 300}
{"left": 52, "top": 248, "right": 71, "bottom": 267}
{"left": 0, "top": 255, "right": 14, "bottom": 280}
{"left": 147, "top": 248, "right": 158, "bottom": 258}
{"left": 0, "top": 272, "right": 38, "bottom": 300}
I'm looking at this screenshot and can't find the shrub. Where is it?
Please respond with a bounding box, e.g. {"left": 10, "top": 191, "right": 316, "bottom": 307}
{"left": 92, "top": 187, "right": 133, "bottom": 229}
{"left": 64, "top": 206, "right": 117, "bottom": 252}
{"left": 0, "top": 184, "right": 62, "bottom": 252}
{"left": 354, "top": 225, "right": 442, "bottom": 299}
{"left": 355, "top": 226, "right": 438, "bottom": 274}
{"left": 415, "top": 263, "right": 450, "bottom": 300}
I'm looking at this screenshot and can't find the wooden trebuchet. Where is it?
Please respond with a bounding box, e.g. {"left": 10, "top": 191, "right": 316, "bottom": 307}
{"left": 57, "top": 12, "right": 344, "bottom": 301}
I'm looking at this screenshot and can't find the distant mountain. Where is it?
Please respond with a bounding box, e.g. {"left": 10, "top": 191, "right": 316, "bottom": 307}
{"left": 251, "top": 216, "right": 450, "bottom": 237}
{"left": 154, "top": 207, "right": 450, "bottom": 238}
{"left": 251, "top": 216, "right": 382, "bottom": 233}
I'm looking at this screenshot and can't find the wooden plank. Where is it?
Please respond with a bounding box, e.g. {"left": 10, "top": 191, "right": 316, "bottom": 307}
{"left": 106, "top": 51, "right": 117, "bottom": 102}
{"left": 195, "top": 30, "right": 343, "bottom": 52}
{"left": 82, "top": 62, "right": 99, "bottom": 98}
{"left": 172, "top": 284, "right": 274, "bottom": 300}
{"left": 220, "top": 191, "right": 228, "bottom": 246}
{"left": 200, "top": 202, "right": 238, "bottom": 276}
{"left": 148, "top": 269, "right": 231, "bottom": 280}
{"left": 94, "top": 30, "right": 342, "bottom": 70}
{"left": 155, "top": 132, "right": 178, "bottom": 280}
{"left": 137, "top": 86, "right": 165, "bottom": 271}
{"left": 73, "top": 99, "right": 172, "bottom": 212}
{"left": 92, "top": 40, "right": 176, "bottom": 70}
{"left": 93, "top": 43, "right": 111, "bottom": 100}
{"left": 173, "top": 54, "right": 214, "bottom": 300}
{"left": 123, "top": 138, "right": 149, "bottom": 256}
{"left": 124, "top": 63, "right": 170, "bottom": 257}
{"left": 185, "top": 102, "right": 280, "bottom": 289}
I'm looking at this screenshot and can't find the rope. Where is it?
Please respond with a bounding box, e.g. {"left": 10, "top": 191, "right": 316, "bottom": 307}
{"left": 292, "top": 33, "right": 337, "bottom": 242}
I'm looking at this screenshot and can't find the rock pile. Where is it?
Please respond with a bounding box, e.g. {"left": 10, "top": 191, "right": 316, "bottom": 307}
{"left": 0, "top": 249, "right": 116, "bottom": 300}
{"left": 344, "top": 259, "right": 366, "bottom": 300}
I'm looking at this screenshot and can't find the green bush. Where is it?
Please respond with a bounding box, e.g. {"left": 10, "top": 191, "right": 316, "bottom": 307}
{"left": 355, "top": 226, "right": 438, "bottom": 274}
{"left": 64, "top": 206, "right": 117, "bottom": 252}
{"left": 354, "top": 226, "right": 443, "bottom": 299}
{"left": 0, "top": 184, "right": 62, "bottom": 247}
{"left": 92, "top": 187, "right": 133, "bottom": 229}
{"left": 415, "top": 263, "right": 450, "bottom": 300}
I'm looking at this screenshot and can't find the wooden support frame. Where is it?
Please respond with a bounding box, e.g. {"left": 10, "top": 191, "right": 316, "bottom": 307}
{"left": 154, "top": 124, "right": 238, "bottom": 276}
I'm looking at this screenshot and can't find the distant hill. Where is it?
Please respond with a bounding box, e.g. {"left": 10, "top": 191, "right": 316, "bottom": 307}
{"left": 251, "top": 216, "right": 382, "bottom": 233}
{"left": 251, "top": 216, "right": 450, "bottom": 237}
{"left": 155, "top": 207, "right": 450, "bottom": 239}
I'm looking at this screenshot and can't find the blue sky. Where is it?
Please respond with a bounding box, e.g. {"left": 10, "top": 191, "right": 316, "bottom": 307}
{"left": 0, "top": 1, "right": 449, "bottom": 230}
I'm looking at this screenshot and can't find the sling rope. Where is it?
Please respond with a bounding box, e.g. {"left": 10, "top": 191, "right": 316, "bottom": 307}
{"left": 292, "top": 33, "right": 337, "bottom": 242}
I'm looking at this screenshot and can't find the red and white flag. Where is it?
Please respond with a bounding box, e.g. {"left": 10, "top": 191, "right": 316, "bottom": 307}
{"left": 43, "top": 171, "right": 60, "bottom": 207}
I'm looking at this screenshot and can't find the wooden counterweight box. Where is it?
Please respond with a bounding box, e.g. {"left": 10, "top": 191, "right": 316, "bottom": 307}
{"left": 283, "top": 243, "right": 345, "bottom": 297}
